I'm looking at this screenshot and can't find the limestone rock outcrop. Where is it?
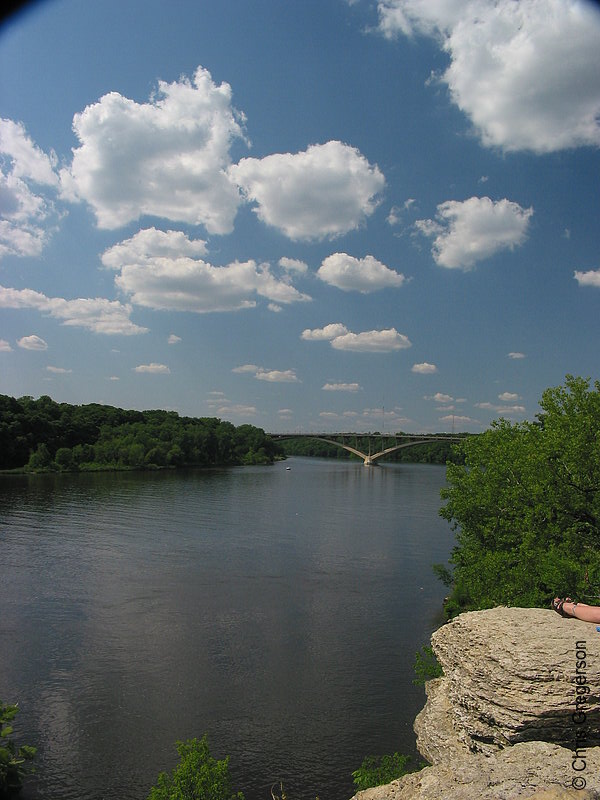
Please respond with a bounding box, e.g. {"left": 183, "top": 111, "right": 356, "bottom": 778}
{"left": 352, "top": 608, "right": 600, "bottom": 800}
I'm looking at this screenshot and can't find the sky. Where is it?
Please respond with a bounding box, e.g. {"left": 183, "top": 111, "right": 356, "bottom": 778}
{"left": 0, "top": 0, "right": 599, "bottom": 434}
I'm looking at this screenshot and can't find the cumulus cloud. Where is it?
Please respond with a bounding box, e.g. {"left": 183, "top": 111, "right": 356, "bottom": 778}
{"left": 133, "top": 363, "right": 170, "bottom": 374}
{"left": 230, "top": 141, "right": 385, "bottom": 240}
{"left": 0, "top": 285, "right": 147, "bottom": 335}
{"left": 426, "top": 392, "right": 453, "bottom": 403}
{"left": 574, "top": 269, "right": 600, "bottom": 287}
{"left": 376, "top": 0, "right": 600, "bottom": 153}
{"left": 508, "top": 351, "right": 526, "bottom": 359}
{"left": 498, "top": 391, "right": 519, "bottom": 402}
{"left": 317, "top": 253, "right": 406, "bottom": 292}
{"left": 233, "top": 364, "right": 300, "bottom": 382}
{"left": 332, "top": 328, "right": 411, "bottom": 352}
{"left": 168, "top": 334, "right": 182, "bottom": 344}
{"left": 322, "top": 382, "right": 362, "bottom": 392}
{"left": 301, "top": 323, "right": 350, "bottom": 342}
{"left": 302, "top": 323, "right": 411, "bottom": 353}
{"left": 102, "top": 228, "right": 310, "bottom": 313}
{"left": 0, "top": 339, "right": 12, "bottom": 352}
{"left": 415, "top": 196, "right": 533, "bottom": 269}
{"left": 46, "top": 366, "right": 72, "bottom": 374}
{"left": 60, "top": 66, "right": 246, "bottom": 233}
{"left": 412, "top": 362, "right": 437, "bottom": 374}
{"left": 17, "top": 334, "right": 47, "bottom": 350}
{"left": 0, "top": 118, "right": 61, "bottom": 259}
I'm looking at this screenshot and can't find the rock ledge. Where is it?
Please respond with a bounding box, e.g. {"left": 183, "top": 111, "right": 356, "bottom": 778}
{"left": 352, "top": 608, "right": 600, "bottom": 800}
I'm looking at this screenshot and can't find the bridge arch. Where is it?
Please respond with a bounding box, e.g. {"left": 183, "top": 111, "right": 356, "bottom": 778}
{"left": 271, "top": 433, "right": 460, "bottom": 466}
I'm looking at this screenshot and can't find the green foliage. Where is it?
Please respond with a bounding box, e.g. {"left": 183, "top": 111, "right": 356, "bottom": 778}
{"left": 431, "top": 563, "right": 453, "bottom": 588}
{"left": 413, "top": 645, "right": 443, "bottom": 685}
{"left": 0, "top": 701, "right": 36, "bottom": 798}
{"left": 440, "top": 375, "right": 600, "bottom": 615}
{"left": 0, "top": 394, "right": 283, "bottom": 472}
{"left": 146, "top": 736, "right": 244, "bottom": 800}
{"left": 351, "top": 753, "right": 415, "bottom": 790}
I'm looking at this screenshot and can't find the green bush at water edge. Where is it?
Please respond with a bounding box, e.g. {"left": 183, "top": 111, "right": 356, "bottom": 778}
{"left": 0, "top": 701, "right": 36, "bottom": 799}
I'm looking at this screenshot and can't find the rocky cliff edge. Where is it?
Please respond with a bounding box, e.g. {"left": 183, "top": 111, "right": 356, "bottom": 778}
{"left": 353, "top": 607, "right": 600, "bottom": 800}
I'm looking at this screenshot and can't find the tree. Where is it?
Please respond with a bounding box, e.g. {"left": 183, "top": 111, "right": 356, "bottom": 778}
{"left": 440, "top": 376, "right": 600, "bottom": 616}
{"left": 0, "top": 701, "right": 36, "bottom": 798}
{"left": 26, "top": 443, "right": 52, "bottom": 472}
{"left": 54, "top": 447, "right": 74, "bottom": 471}
{"left": 146, "top": 736, "right": 244, "bottom": 800}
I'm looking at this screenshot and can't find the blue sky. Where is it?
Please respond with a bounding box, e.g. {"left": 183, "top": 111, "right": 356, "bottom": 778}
{"left": 1, "top": 0, "right": 599, "bottom": 433}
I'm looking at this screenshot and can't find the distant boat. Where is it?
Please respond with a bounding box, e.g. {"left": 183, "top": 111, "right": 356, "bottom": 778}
{"left": 285, "top": 466, "right": 291, "bottom": 470}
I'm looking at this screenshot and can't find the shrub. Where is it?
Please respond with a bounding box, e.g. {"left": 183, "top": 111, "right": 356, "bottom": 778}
{"left": 413, "top": 645, "right": 443, "bottom": 685}
{"left": 146, "top": 735, "right": 244, "bottom": 800}
{"left": 0, "top": 701, "right": 36, "bottom": 798}
{"left": 351, "top": 752, "right": 415, "bottom": 790}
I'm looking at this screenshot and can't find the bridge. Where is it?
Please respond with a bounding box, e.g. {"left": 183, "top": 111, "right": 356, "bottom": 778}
{"left": 269, "top": 432, "right": 462, "bottom": 466}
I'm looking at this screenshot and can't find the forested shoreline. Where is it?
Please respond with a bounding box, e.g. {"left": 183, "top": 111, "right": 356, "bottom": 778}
{"left": 0, "top": 394, "right": 282, "bottom": 472}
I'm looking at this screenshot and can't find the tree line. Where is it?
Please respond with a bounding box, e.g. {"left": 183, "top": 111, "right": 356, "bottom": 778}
{"left": 439, "top": 375, "right": 600, "bottom": 616}
{"left": 0, "top": 394, "right": 282, "bottom": 472}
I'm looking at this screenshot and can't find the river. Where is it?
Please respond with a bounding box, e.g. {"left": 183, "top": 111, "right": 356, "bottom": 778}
{"left": 0, "top": 457, "right": 454, "bottom": 800}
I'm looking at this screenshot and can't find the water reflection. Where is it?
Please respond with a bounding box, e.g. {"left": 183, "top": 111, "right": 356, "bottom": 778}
{"left": 0, "top": 459, "right": 453, "bottom": 800}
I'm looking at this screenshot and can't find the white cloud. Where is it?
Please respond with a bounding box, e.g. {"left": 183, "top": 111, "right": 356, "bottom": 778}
{"left": 102, "top": 227, "right": 208, "bottom": 266}
{"left": 60, "top": 66, "right": 246, "bottom": 233}
{"left": 302, "top": 323, "right": 411, "bottom": 352}
{"left": 426, "top": 392, "right": 453, "bottom": 403}
{"left": 216, "top": 403, "right": 258, "bottom": 418}
{"left": 475, "top": 401, "right": 526, "bottom": 415}
{"left": 301, "top": 323, "right": 349, "bottom": 341}
{"left": 331, "top": 328, "right": 411, "bottom": 352}
{"left": 168, "top": 334, "right": 182, "bottom": 344}
{"left": 439, "top": 414, "right": 480, "bottom": 427}
{"left": 17, "top": 334, "right": 47, "bottom": 350}
{"left": 102, "top": 228, "right": 310, "bottom": 313}
{"left": 412, "top": 362, "right": 437, "bottom": 374}
{"left": 574, "top": 269, "right": 600, "bottom": 287}
{"left": 232, "top": 364, "right": 259, "bottom": 374}
{"left": 317, "top": 253, "right": 406, "bottom": 293}
{"left": 133, "top": 363, "right": 171, "bottom": 374}
{"left": 0, "top": 285, "right": 147, "bottom": 335}
{"left": 256, "top": 369, "right": 300, "bottom": 383}
{"left": 230, "top": 140, "right": 385, "bottom": 240}
{"left": 498, "top": 391, "right": 519, "bottom": 402}
{"left": 415, "top": 196, "right": 533, "bottom": 270}
{"left": 0, "top": 339, "right": 12, "bottom": 352}
{"left": 279, "top": 257, "right": 308, "bottom": 274}
{"left": 0, "top": 118, "right": 61, "bottom": 260}
{"left": 322, "top": 382, "right": 362, "bottom": 392}
{"left": 233, "top": 364, "right": 300, "bottom": 383}
{"left": 508, "top": 351, "right": 526, "bottom": 359}
{"left": 376, "top": 0, "right": 600, "bottom": 153}
{"left": 0, "top": 118, "right": 58, "bottom": 186}
{"left": 46, "top": 366, "right": 72, "bottom": 373}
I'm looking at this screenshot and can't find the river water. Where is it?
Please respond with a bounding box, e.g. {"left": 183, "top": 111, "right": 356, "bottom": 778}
{"left": 0, "top": 457, "right": 454, "bottom": 800}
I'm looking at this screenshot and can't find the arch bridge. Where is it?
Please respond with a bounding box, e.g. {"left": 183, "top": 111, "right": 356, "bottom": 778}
{"left": 269, "top": 432, "right": 462, "bottom": 466}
